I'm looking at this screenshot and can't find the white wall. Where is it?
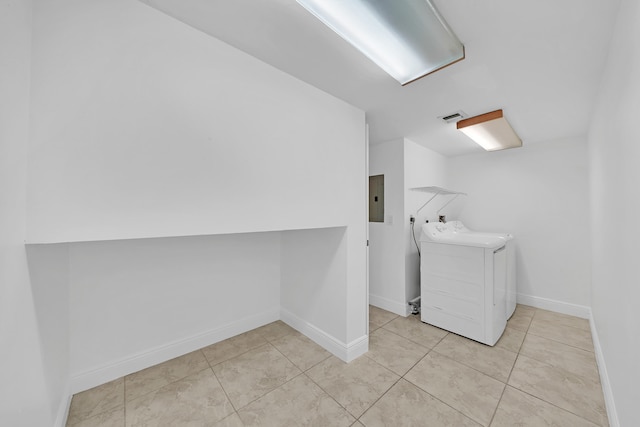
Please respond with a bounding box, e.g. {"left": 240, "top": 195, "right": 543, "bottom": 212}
{"left": 68, "top": 233, "right": 281, "bottom": 391}
{"left": 368, "top": 140, "right": 406, "bottom": 314}
{"left": 447, "top": 137, "right": 592, "bottom": 311}
{"left": 281, "top": 227, "right": 368, "bottom": 360}
{"left": 25, "top": 244, "right": 70, "bottom": 424}
{"left": 27, "top": 0, "right": 365, "bottom": 244}
{"left": 24, "top": 0, "right": 367, "bottom": 396}
{"left": 0, "top": 1, "right": 69, "bottom": 425}
{"left": 588, "top": 0, "right": 640, "bottom": 424}
{"left": 368, "top": 139, "right": 448, "bottom": 315}
{"left": 403, "top": 139, "right": 448, "bottom": 306}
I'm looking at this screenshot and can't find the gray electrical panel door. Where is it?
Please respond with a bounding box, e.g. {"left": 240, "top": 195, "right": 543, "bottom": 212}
{"left": 369, "top": 175, "right": 384, "bottom": 222}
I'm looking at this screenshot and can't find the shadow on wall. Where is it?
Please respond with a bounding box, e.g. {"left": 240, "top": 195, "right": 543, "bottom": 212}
{"left": 25, "top": 243, "right": 71, "bottom": 424}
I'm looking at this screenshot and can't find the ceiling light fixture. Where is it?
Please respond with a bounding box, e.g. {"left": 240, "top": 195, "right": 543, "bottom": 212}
{"left": 296, "top": 0, "right": 465, "bottom": 85}
{"left": 456, "top": 109, "right": 522, "bottom": 151}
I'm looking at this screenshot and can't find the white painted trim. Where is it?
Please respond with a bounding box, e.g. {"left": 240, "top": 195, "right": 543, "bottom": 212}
{"left": 345, "top": 334, "right": 369, "bottom": 362}
{"left": 369, "top": 293, "right": 410, "bottom": 317}
{"left": 54, "top": 383, "right": 71, "bottom": 427}
{"left": 280, "top": 308, "right": 368, "bottom": 362}
{"left": 70, "top": 308, "right": 279, "bottom": 393}
{"left": 589, "top": 312, "right": 619, "bottom": 427}
{"left": 516, "top": 293, "right": 590, "bottom": 319}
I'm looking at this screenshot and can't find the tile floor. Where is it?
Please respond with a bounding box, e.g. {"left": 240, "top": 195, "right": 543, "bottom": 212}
{"left": 66, "top": 305, "right": 608, "bottom": 426}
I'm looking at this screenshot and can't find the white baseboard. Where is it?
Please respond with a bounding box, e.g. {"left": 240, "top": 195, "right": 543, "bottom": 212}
{"left": 369, "top": 293, "right": 411, "bottom": 317}
{"left": 280, "top": 308, "right": 368, "bottom": 363}
{"left": 516, "top": 293, "right": 591, "bottom": 319}
{"left": 589, "top": 313, "right": 619, "bottom": 427}
{"left": 54, "top": 383, "right": 71, "bottom": 427}
{"left": 69, "top": 308, "right": 279, "bottom": 394}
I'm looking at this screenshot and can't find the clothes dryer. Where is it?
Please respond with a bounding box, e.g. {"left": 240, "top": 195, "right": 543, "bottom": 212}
{"left": 419, "top": 222, "right": 508, "bottom": 345}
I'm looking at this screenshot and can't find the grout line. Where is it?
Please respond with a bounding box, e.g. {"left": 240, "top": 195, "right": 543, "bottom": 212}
{"left": 122, "top": 351, "right": 214, "bottom": 404}
{"left": 204, "top": 349, "right": 239, "bottom": 413}
{"left": 356, "top": 375, "right": 404, "bottom": 422}
{"left": 525, "top": 329, "right": 595, "bottom": 353}
{"left": 488, "top": 350, "right": 523, "bottom": 426}
{"left": 504, "top": 327, "right": 527, "bottom": 354}
{"left": 371, "top": 323, "right": 435, "bottom": 353}
{"left": 302, "top": 353, "right": 333, "bottom": 372}
{"left": 488, "top": 385, "right": 507, "bottom": 426}
{"left": 202, "top": 336, "right": 271, "bottom": 368}
{"left": 236, "top": 370, "right": 307, "bottom": 413}
{"left": 110, "top": 305, "right": 606, "bottom": 426}
{"left": 428, "top": 338, "right": 516, "bottom": 386}
{"left": 507, "top": 327, "right": 607, "bottom": 426}
{"left": 345, "top": 355, "right": 401, "bottom": 419}
{"left": 268, "top": 335, "right": 306, "bottom": 372}
{"left": 370, "top": 316, "right": 398, "bottom": 331}
{"left": 262, "top": 326, "right": 333, "bottom": 373}
{"left": 507, "top": 384, "right": 605, "bottom": 426}
{"left": 215, "top": 342, "right": 305, "bottom": 412}
{"left": 380, "top": 323, "right": 449, "bottom": 350}
{"left": 400, "top": 350, "right": 487, "bottom": 426}
{"left": 301, "top": 370, "right": 354, "bottom": 418}
{"left": 125, "top": 364, "right": 214, "bottom": 403}
{"left": 68, "top": 378, "right": 128, "bottom": 426}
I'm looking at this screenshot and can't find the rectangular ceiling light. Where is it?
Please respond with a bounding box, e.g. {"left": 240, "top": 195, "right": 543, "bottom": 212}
{"left": 457, "top": 110, "right": 523, "bottom": 151}
{"left": 296, "top": 0, "right": 465, "bottom": 85}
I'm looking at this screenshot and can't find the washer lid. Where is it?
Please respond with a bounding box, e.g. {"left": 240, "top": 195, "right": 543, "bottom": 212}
{"left": 420, "top": 223, "right": 506, "bottom": 248}
{"left": 448, "top": 220, "right": 513, "bottom": 240}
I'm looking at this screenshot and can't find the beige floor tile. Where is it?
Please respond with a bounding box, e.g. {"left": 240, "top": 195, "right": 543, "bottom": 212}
{"left": 506, "top": 307, "right": 534, "bottom": 332}
{"left": 369, "top": 305, "right": 398, "bottom": 331}
{"left": 306, "top": 356, "right": 399, "bottom": 418}
{"left": 68, "top": 406, "right": 123, "bottom": 427}
{"left": 527, "top": 317, "right": 594, "bottom": 352}
{"left": 520, "top": 334, "right": 599, "bottom": 380}
{"left": 360, "top": 379, "right": 481, "bottom": 427}
{"left": 405, "top": 352, "right": 504, "bottom": 426}
{"left": 495, "top": 327, "right": 526, "bottom": 353}
{"left": 213, "top": 413, "right": 245, "bottom": 427}
{"left": 270, "top": 330, "right": 331, "bottom": 371}
{"left": 533, "top": 309, "right": 590, "bottom": 331}
{"left": 125, "top": 368, "right": 234, "bottom": 426}
{"left": 433, "top": 333, "right": 518, "bottom": 383}
{"left": 212, "top": 343, "right": 301, "bottom": 409}
{"left": 255, "top": 320, "right": 296, "bottom": 342}
{"left": 124, "top": 350, "right": 209, "bottom": 401}
{"left": 508, "top": 355, "right": 608, "bottom": 426}
{"left": 64, "top": 306, "right": 609, "bottom": 427}
{"left": 238, "top": 374, "right": 354, "bottom": 426}
{"left": 366, "top": 328, "right": 429, "bottom": 376}
{"left": 201, "top": 329, "right": 267, "bottom": 366}
{"left": 514, "top": 304, "right": 536, "bottom": 316}
{"left": 491, "top": 386, "right": 599, "bottom": 427}
{"left": 382, "top": 315, "right": 448, "bottom": 348}
{"left": 67, "top": 377, "right": 124, "bottom": 426}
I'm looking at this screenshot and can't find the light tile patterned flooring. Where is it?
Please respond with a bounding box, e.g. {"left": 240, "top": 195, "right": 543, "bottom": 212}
{"left": 66, "top": 305, "right": 608, "bottom": 426}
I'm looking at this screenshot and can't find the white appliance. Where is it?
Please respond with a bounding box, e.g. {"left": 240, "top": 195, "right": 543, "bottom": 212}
{"left": 419, "top": 221, "right": 513, "bottom": 346}
{"left": 446, "top": 221, "right": 516, "bottom": 319}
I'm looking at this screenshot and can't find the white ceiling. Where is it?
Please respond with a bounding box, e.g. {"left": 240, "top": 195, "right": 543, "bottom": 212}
{"left": 139, "top": 0, "right": 621, "bottom": 157}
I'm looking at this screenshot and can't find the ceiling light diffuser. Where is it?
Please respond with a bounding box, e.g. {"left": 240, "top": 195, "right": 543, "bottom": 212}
{"left": 457, "top": 110, "right": 522, "bottom": 151}
{"left": 296, "top": 0, "right": 465, "bottom": 85}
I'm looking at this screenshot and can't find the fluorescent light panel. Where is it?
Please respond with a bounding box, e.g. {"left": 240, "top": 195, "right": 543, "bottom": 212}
{"left": 296, "top": 0, "right": 464, "bottom": 85}
{"left": 457, "top": 110, "right": 522, "bottom": 151}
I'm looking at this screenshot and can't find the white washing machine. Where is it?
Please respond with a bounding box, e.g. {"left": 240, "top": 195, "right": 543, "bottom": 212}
{"left": 446, "top": 221, "right": 517, "bottom": 319}
{"left": 419, "top": 222, "right": 510, "bottom": 346}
